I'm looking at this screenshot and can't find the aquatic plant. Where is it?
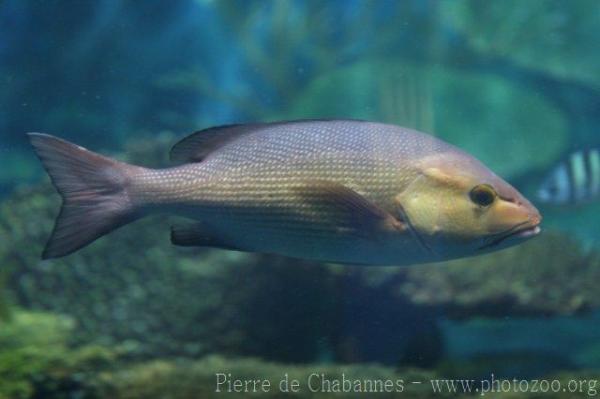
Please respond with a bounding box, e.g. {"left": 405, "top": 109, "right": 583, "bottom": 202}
{"left": 0, "top": 309, "right": 117, "bottom": 399}
{"left": 94, "top": 355, "right": 443, "bottom": 399}
{"left": 85, "top": 355, "right": 600, "bottom": 399}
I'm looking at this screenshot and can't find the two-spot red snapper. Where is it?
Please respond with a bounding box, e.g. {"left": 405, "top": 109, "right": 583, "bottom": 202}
{"left": 28, "top": 120, "right": 541, "bottom": 265}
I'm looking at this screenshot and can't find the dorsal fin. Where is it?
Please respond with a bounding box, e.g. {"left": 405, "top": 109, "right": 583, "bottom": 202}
{"left": 170, "top": 119, "right": 365, "bottom": 164}
{"left": 170, "top": 123, "right": 268, "bottom": 164}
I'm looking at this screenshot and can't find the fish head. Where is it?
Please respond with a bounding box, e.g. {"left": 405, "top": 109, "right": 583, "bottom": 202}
{"left": 396, "top": 152, "right": 542, "bottom": 259}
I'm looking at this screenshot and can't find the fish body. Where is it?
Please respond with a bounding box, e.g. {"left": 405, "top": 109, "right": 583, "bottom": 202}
{"left": 29, "top": 120, "right": 541, "bottom": 265}
{"left": 537, "top": 148, "right": 600, "bottom": 206}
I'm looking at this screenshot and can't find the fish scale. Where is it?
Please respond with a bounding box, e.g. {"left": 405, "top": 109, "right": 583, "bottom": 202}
{"left": 124, "top": 122, "right": 439, "bottom": 262}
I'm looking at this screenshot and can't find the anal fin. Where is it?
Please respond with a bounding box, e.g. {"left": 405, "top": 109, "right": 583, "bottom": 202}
{"left": 170, "top": 223, "right": 240, "bottom": 250}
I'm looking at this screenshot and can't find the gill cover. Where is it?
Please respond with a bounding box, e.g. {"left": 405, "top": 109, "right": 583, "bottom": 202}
{"left": 396, "top": 166, "right": 540, "bottom": 255}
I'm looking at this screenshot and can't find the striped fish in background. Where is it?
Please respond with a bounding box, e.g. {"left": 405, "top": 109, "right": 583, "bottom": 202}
{"left": 537, "top": 149, "right": 600, "bottom": 206}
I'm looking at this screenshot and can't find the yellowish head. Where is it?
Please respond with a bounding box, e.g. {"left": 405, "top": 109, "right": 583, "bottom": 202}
{"left": 397, "top": 152, "right": 542, "bottom": 260}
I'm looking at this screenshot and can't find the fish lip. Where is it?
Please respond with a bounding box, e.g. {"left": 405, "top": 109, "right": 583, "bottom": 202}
{"left": 513, "top": 225, "right": 541, "bottom": 239}
{"left": 479, "top": 221, "right": 542, "bottom": 250}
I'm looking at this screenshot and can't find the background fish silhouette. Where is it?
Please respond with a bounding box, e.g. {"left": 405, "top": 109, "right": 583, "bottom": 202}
{"left": 538, "top": 149, "right": 600, "bottom": 206}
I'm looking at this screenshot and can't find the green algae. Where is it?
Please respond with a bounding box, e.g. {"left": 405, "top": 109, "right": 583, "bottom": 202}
{"left": 94, "top": 356, "right": 444, "bottom": 399}
{"left": 64, "top": 356, "right": 600, "bottom": 399}
{"left": 0, "top": 309, "right": 118, "bottom": 399}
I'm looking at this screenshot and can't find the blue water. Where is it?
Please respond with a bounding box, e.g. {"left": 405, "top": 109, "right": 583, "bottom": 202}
{"left": 1, "top": 1, "right": 599, "bottom": 398}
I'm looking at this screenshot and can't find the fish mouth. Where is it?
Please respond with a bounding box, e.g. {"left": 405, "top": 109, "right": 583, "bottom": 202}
{"left": 479, "top": 221, "right": 542, "bottom": 250}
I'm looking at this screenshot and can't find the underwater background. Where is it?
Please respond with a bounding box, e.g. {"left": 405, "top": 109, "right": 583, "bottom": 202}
{"left": 1, "top": 0, "right": 600, "bottom": 398}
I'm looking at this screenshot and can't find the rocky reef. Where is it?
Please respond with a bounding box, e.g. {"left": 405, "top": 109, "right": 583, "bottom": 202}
{"left": 0, "top": 309, "right": 118, "bottom": 399}
{"left": 364, "top": 232, "right": 600, "bottom": 319}
{"left": 1, "top": 310, "right": 599, "bottom": 399}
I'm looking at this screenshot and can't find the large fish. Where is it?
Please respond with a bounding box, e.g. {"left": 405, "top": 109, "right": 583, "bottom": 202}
{"left": 537, "top": 149, "right": 600, "bottom": 206}
{"left": 28, "top": 120, "right": 541, "bottom": 265}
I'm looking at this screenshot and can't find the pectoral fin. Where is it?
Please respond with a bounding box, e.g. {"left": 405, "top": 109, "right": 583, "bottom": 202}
{"left": 170, "top": 223, "right": 240, "bottom": 250}
{"left": 293, "top": 180, "right": 407, "bottom": 237}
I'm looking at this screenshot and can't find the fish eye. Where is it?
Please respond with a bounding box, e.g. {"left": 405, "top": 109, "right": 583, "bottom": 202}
{"left": 470, "top": 184, "right": 497, "bottom": 207}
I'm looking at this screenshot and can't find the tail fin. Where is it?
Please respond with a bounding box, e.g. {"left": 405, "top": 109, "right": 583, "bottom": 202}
{"left": 28, "top": 133, "right": 138, "bottom": 259}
